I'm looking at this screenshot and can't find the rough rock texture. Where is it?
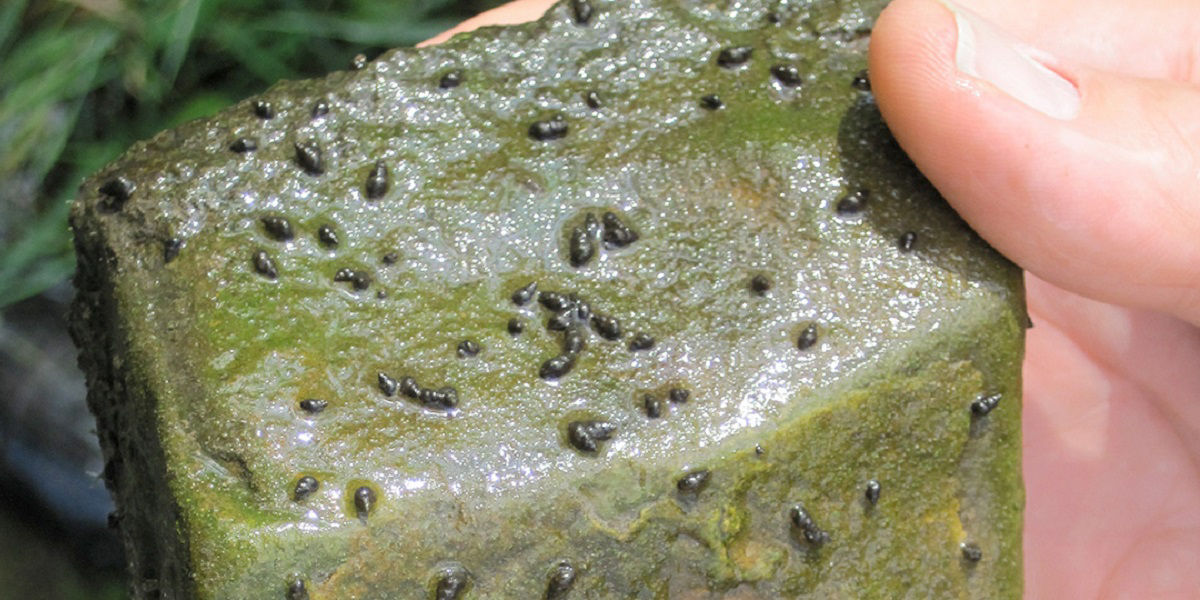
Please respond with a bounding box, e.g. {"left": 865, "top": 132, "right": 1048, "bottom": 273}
{"left": 69, "top": 0, "right": 1026, "bottom": 598}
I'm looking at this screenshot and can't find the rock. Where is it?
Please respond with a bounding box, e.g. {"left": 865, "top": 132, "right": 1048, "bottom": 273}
{"left": 68, "top": 0, "right": 1025, "bottom": 597}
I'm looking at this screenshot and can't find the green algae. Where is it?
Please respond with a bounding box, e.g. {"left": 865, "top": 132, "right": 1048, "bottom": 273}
{"left": 69, "top": 0, "right": 1025, "bottom": 597}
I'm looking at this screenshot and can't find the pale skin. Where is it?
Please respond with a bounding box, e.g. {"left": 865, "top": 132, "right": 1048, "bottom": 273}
{"left": 429, "top": 1, "right": 1200, "bottom": 597}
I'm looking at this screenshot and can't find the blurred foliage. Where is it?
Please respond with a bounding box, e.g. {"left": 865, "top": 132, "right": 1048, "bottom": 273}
{"left": 0, "top": 0, "right": 502, "bottom": 307}
{"left": 0, "top": 486, "right": 126, "bottom": 600}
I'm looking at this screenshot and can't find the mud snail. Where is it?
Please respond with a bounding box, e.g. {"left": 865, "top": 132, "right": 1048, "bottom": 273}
{"left": 69, "top": 0, "right": 1025, "bottom": 597}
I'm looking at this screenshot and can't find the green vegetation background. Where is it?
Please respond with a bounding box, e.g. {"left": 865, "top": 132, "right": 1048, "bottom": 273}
{"left": 0, "top": 1, "right": 500, "bottom": 597}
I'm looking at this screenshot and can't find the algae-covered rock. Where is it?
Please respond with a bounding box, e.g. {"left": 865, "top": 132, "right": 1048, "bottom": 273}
{"left": 69, "top": 0, "right": 1026, "bottom": 597}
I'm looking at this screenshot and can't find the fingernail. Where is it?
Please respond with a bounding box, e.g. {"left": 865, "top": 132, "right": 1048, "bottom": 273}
{"left": 940, "top": 0, "right": 1081, "bottom": 120}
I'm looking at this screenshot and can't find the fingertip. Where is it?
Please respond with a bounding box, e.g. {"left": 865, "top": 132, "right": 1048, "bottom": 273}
{"left": 869, "top": 0, "right": 960, "bottom": 121}
{"left": 868, "top": 0, "right": 1005, "bottom": 226}
{"left": 868, "top": 0, "right": 989, "bottom": 196}
{"left": 870, "top": 1, "right": 1098, "bottom": 300}
{"left": 420, "top": 0, "right": 558, "bottom": 47}
{"left": 869, "top": 0, "right": 1200, "bottom": 323}
{"left": 871, "top": 0, "right": 1094, "bottom": 293}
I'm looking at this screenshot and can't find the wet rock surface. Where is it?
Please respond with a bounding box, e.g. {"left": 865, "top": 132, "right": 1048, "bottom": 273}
{"left": 69, "top": 0, "right": 1026, "bottom": 597}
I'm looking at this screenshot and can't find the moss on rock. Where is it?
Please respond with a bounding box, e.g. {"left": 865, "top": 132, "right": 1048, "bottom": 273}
{"left": 70, "top": 0, "right": 1025, "bottom": 597}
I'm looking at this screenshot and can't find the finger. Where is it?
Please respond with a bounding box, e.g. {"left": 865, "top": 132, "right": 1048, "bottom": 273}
{"left": 947, "top": 0, "right": 1200, "bottom": 82}
{"left": 870, "top": 0, "right": 1200, "bottom": 325}
{"left": 1021, "top": 274, "right": 1200, "bottom": 598}
{"left": 420, "top": 0, "right": 557, "bottom": 47}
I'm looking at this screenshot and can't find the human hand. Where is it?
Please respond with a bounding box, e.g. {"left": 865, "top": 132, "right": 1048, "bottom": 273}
{"left": 872, "top": 1, "right": 1200, "bottom": 597}
{"left": 428, "top": 0, "right": 1200, "bottom": 597}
